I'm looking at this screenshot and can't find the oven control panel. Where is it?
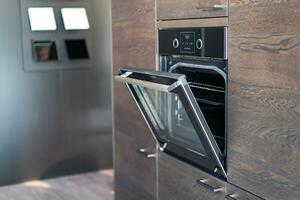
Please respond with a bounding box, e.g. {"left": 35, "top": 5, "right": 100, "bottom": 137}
{"left": 180, "top": 32, "right": 196, "bottom": 53}
{"left": 159, "top": 27, "right": 227, "bottom": 59}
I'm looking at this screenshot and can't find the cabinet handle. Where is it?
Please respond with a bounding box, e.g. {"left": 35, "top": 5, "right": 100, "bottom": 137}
{"left": 146, "top": 154, "right": 156, "bottom": 158}
{"left": 226, "top": 194, "right": 238, "bottom": 200}
{"left": 200, "top": 4, "right": 227, "bottom": 11}
{"left": 138, "top": 148, "right": 156, "bottom": 159}
{"left": 213, "top": 4, "right": 227, "bottom": 9}
{"left": 196, "top": 179, "right": 224, "bottom": 193}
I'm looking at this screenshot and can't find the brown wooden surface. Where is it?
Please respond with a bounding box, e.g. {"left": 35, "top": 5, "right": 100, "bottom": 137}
{"left": 111, "top": 0, "right": 157, "bottom": 199}
{"left": 228, "top": 1, "right": 300, "bottom": 199}
{"left": 157, "top": 0, "right": 228, "bottom": 20}
{"left": 114, "top": 131, "right": 157, "bottom": 200}
{"left": 226, "top": 183, "right": 263, "bottom": 200}
{"left": 158, "top": 152, "right": 225, "bottom": 200}
{"left": 157, "top": 18, "right": 228, "bottom": 29}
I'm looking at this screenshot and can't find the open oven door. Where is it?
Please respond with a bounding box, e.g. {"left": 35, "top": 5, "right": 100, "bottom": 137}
{"left": 115, "top": 67, "right": 227, "bottom": 179}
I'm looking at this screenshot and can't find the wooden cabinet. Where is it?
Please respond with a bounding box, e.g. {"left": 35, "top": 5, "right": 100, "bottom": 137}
{"left": 226, "top": 184, "right": 263, "bottom": 200}
{"left": 227, "top": 1, "right": 300, "bottom": 199}
{"left": 112, "top": 0, "right": 300, "bottom": 199}
{"left": 158, "top": 152, "right": 225, "bottom": 200}
{"left": 114, "top": 131, "right": 157, "bottom": 200}
{"left": 111, "top": 0, "right": 156, "bottom": 199}
{"left": 157, "top": 0, "right": 228, "bottom": 20}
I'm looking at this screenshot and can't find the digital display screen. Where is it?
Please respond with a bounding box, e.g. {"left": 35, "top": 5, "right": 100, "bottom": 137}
{"left": 180, "top": 32, "right": 195, "bottom": 53}
{"left": 185, "top": 34, "right": 191, "bottom": 40}
{"left": 32, "top": 41, "right": 58, "bottom": 61}
{"left": 65, "top": 39, "right": 89, "bottom": 59}
{"left": 28, "top": 7, "right": 57, "bottom": 31}
{"left": 61, "top": 8, "right": 90, "bottom": 30}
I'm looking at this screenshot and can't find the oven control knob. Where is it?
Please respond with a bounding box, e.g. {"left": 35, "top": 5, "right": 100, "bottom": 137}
{"left": 172, "top": 38, "right": 179, "bottom": 49}
{"left": 196, "top": 38, "right": 203, "bottom": 50}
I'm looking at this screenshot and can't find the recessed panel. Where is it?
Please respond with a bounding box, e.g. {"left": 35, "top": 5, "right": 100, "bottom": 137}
{"left": 28, "top": 7, "right": 57, "bottom": 31}
{"left": 61, "top": 8, "right": 90, "bottom": 30}
{"left": 65, "top": 39, "right": 89, "bottom": 59}
{"left": 32, "top": 40, "right": 58, "bottom": 61}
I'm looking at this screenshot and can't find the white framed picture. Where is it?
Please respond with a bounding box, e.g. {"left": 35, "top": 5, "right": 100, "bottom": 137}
{"left": 28, "top": 7, "right": 57, "bottom": 31}
{"left": 61, "top": 8, "right": 90, "bottom": 30}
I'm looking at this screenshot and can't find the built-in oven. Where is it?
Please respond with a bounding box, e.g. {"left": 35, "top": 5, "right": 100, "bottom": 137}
{"left": 115, "top": 26, "right": 227, "bottom": 180}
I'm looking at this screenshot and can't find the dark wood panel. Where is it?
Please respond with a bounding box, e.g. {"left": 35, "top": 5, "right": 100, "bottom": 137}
{"left": 112, "top": 0, "right": 156, "bottom": 199}
{"left": 229, "top": 35, "right": 300, "bottom": 91}
{"left": 112, "top": 0, "right": 156, "bottom": 75}
{"left": 226, "top": 183, "right": 263, "bottom": 200}
{"left": 230, "top": 0, "right": 300, "bottom": 35}
{"left": 157, "top": 0, "right": 228, "bottom": 20}
{"left": 228, "top": 1, "right": 300, "bottom": 199}
{"left": 113, "top": 81, "right": 157, "bottom": 200}
{"left": 157, "top": 18, "right": 228, "bottom": 29}
{"left": 115, "top": 131, "right": 156, "bottom": 200}
{"left": 158, "top": 152, "right": 225, "bottom": 200}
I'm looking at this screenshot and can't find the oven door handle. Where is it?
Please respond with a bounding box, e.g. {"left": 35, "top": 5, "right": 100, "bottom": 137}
{"left": 115, "top": 76, "right": 168, "bottom": 92}
{"left": 115, "top": 73, "right": 182, "bottom": 92}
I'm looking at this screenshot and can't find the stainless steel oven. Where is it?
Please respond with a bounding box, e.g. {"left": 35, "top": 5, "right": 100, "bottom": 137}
{"left": 115, "top": 26, "right": 227, "bottom": 180}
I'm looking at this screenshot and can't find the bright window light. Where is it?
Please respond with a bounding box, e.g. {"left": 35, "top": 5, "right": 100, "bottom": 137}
{"left": 61, "top": 8, "right": 90, "bottom": 30}
{"left": 28, "top": 7, "right": 57, "bottom": 31}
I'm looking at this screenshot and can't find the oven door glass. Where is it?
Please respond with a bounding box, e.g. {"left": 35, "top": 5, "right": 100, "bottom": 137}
{"left": 115, "top": 67, "right": 226, "bottom": 179}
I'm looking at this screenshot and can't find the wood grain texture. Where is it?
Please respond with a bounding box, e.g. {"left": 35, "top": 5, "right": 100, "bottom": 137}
{"left": 158, "top": 152, "right": 225, "bottom": 200}
{"left": 228, "top": 0, "right": 300, "bottom": 199}
{"left": 226, "top": 183, "right": 263, "bottom": 200}
{"left": 114, "top": 131, "right": 157, "bottom": 200}
{"left": 0, "top": 171, "right": 113, "bottom": 200}
{"left": 111, "top": 0, "right": 157, "bottom": 199}
{"left": 157, "top": 0, "right": 228, "bottom": 20}
{"left": 229, "top": 0, "right": 300, "bottom": 35}
{"left": 157, "top": 18, "right": 228, "bottom": 29}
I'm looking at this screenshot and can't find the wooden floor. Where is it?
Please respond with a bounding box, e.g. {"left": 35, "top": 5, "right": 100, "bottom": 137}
{"left": 0, "top": 170, "right": 114, "bottom": 200}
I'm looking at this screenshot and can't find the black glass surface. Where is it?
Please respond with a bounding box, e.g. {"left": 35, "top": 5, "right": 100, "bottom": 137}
{"left": 127, "top": 79, "right": 227, "bottom": 179}
{"left": 159, "top": 27, "right": 225, "bottom": 59}
{"left": 65, "top": 39, "right": 89, "bottom": 59}
{"left": 32, "top": 40, "right": 58, "bottom": 61}
{"left": 180, "top": 32, "right": 196, "bottom": 53}
{"left": 172, "top": 66, "right": 226, "bottom": 154}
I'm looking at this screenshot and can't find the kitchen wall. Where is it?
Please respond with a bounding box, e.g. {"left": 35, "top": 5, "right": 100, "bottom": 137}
{"left": 0, "top": 0, "right": 112, "bottom": 185}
